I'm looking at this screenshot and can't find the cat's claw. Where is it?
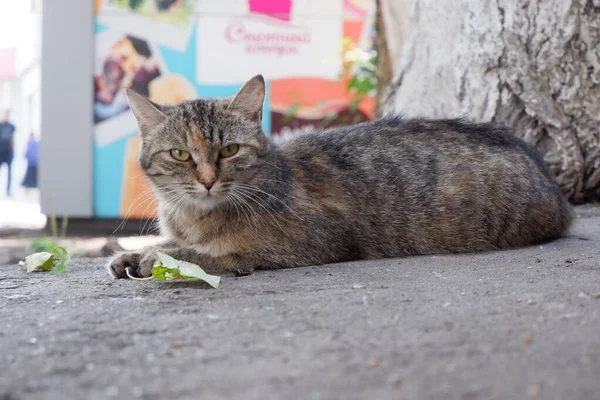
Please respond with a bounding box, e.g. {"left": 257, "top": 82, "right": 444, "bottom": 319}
{"left": 233, "top": 268, "right": 253, "bottom": 277}
{"left": 107, "top": 252, "right": 152, "bottom": 279}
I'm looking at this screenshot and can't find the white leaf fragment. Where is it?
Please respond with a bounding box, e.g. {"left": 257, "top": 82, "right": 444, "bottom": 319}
{"left": 156, "top": 252, "right": 221, "bottom": 288}
{"left": 23, "top": 252, "right": 55, "bottom": 273}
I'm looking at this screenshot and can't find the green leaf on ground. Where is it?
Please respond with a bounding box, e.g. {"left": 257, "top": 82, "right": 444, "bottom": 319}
{"left": 25, "top": 237, "right": 58, "bottom": 254}
{"left": 23, "top": 252, "right": 55, "bottom": 272}
{"left": 153, "top": 252, "right": 221, "bottom": 288}
{"left": 23, "top": 246, "right": 72, "bottom": 274}
{"left": 151, "top": 266, "right": 190, "bottom": 280}
{"left": 49, "top": 246, "right": 72, "bottom": 274}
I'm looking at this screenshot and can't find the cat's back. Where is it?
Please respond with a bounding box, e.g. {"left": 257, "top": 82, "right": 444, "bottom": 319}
{"left": 280, "top": 117, "right": 547, "bottom": 172}
{"left": 277, "top": 116, "right": 572, "bottom": 253}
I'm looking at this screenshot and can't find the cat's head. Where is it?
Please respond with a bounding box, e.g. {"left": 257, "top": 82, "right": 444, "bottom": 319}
{"left": 126, "top": 75, "right": 270, "bottom": 211}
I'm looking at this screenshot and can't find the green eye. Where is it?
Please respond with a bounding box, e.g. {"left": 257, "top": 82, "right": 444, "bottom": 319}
{"left": 170, "top": 149, "right": 191, "bottom": 162}
{"left": 219, "top": 144, "right": 240, "bottom": 158}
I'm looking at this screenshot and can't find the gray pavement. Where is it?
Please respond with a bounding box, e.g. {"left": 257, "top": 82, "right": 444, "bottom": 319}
{"left": 1, "top": 216, "right": 600, "bottom": 400}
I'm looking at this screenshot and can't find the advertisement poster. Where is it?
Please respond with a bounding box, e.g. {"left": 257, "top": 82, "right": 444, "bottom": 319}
{"left": 93, "top": 0, "right": 376, "bottom": 219}
{"left": 196, "top": 1, "right": 343, "bottom": 83}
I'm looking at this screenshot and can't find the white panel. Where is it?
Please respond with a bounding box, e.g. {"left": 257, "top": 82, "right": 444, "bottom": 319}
{"left": 196, "top": 0, "right": 343, "bottom": 84}
{"left": 40, "top": 0, "right": 93, "bottom": 217}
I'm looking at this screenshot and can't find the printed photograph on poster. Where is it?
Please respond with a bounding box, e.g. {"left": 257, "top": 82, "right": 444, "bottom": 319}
{"left": 94, "top": 31, "right": 162, "bottom": 124}
{"left": 97, "top": 0, "right": 196, "bottom": 51}
{"left": 196, "top": 0, "right": 343, "bottom": 84}
{"left": 94, "top": 30, "right": 164, "bottom": 148}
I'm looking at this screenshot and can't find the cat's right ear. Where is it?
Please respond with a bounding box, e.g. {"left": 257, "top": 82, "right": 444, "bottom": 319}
{"left": 227, "top": 75, "right": 265, "bottom": 122}
{"left": 125, "top": 89, "right": 166, "bottom": 134}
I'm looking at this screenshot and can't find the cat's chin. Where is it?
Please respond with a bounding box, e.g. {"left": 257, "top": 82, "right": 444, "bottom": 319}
{"left": 191, "top": 194, "right": 229, "bottom": 212}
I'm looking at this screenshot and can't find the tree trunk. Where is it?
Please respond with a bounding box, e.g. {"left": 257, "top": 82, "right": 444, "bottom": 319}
{"left": 374, "top": 0, "right": 394, "bottom": 118}
{"left": 379, "top": 0, "right": 600, "bottom": 203}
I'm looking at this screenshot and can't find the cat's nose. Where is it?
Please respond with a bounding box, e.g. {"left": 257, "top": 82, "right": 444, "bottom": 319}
{"left": 202, "top": 179, "right": 216, "bottom": 190}
{"left": 196, "top": 163, "right": 217, "bottom": 191}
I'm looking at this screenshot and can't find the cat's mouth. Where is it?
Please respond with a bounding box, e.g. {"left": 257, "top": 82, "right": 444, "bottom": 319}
{"left": 197, "top": 183, "right": 228, "bottom": 198}
{"left": 188, "top": 182, "right": 232, "bottom": 210}
{"left": 197, "top": 189, "right": 227, "bottom": 199}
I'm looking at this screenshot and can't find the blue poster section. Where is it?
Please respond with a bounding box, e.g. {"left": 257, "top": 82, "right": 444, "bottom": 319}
{"left": 94, "top": 22, "right": 271, "bottom": 218}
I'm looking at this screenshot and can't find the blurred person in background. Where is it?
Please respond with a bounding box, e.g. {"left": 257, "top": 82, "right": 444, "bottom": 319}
{"left": 0, "top": 109, "right": 16, "bottom": 197}
{"left": 21, "top": 132, "right": 39, "bottom": 193}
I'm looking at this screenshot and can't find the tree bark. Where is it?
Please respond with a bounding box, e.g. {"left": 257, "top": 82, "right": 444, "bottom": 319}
{"left": 374, "top": 0, "right": 394, "bottom": 118}
{"left": 380, "top": 0, "right": 600, "bottom": 203}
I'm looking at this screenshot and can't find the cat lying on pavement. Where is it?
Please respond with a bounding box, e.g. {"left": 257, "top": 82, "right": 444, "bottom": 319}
{"left": 108, "top": 75, "right": 572, "bottom": 278}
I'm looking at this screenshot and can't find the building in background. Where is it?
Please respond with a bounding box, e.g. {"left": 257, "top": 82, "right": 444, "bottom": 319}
{"left": 0, "top": 0, "right": 45, "bottom": 231}
{"left": 40, "top": 0, "right": 376, "bottom": 222}
{"left": 94, "top": 0, "right": 376, "bottom": 219}
{"left": 0, "top": 0, "right": 42, "bottom": 198}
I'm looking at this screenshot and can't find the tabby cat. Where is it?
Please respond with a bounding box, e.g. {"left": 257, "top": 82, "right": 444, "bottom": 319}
{"left": 108, "top": 75, "right": 572, "bottom": 278}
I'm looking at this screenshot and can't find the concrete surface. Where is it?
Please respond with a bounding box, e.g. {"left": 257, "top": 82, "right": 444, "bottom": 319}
{"left": 0, "top": 235, "right": 164, "bottom": 266}
{"left": 1, "top": 217, "right": 600, "bottom": 400}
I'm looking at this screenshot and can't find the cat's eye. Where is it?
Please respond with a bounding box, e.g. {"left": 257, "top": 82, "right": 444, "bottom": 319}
{"left": 170, "top": 149, "right": 191, "bottom": 162}
{"left": 219, "top": 144, "right": 240, "bottom": 158}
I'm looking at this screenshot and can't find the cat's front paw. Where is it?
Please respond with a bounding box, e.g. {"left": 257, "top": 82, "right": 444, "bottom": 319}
{"left": 106, "top": 251, "right": 151, "bottom": 279}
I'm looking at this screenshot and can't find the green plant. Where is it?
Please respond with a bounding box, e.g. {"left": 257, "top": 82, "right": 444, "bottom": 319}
{"left": 25, "top": 213, "right": 69, "bottom": 255}
{"left": 23, "top": 246, "right": 72, "bottom": 274}
{"left": 26, "top": 237, "right": 57, "bottom": 254}
{"left": 342, "top": 44, "right": 377, "bottom": 96}
{"left": 48, "top": 213, "right": 68, "bottom": 238}
{"left": 281, "top": 33, "right": 378, "bottom": 130}
{"left": 281, "top": 102, "right": 301, "bottom": 125}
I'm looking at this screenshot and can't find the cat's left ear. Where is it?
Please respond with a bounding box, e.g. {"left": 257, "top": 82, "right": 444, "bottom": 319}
{"left": 227, "top": 75, "right": 265, "bottom": 123}
{"left": 125, "top": 88, "right": 166, "bottom": 134}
